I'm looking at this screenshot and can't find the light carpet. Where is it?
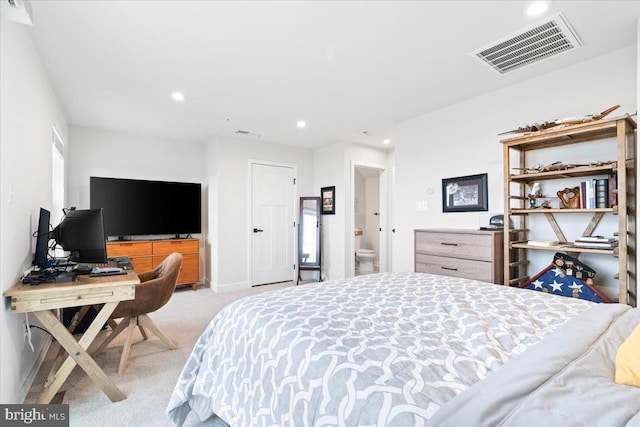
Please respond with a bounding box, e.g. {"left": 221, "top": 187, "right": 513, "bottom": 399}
{"left": 24, "top": 281, "right": 297, "bottom": 426}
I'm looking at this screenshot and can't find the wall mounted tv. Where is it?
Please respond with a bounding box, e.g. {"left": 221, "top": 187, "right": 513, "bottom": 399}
{"left": 90, "top": 177, "right": 201, "bottom": 238}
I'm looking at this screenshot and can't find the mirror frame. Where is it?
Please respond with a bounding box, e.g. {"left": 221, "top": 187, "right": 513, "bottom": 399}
{"left": 298, "top": 197, "right": 321, "bottom": 269}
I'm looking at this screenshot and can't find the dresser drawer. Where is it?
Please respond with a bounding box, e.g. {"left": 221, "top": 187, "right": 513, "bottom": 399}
{"left": 415, "top": 231, "right": 493, "bottom": 261}
{"left": 107, "top": 241, "right": 153, "bottom": 257}
{"left": 416, "top": 254, "right": 493, "bottom": 283}
{"left": 153, "top": 253, "right": 199, "bottom": 284}
{"left": 129, "top": 256, "right": 153, "bottom": 273}
{"left": 152, "top": 239, "right": 199, "bottom": 255}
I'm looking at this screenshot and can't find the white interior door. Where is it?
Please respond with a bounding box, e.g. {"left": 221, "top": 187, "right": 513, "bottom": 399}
{"left": 251, "top": 163, "right": 295, "bottom": 285}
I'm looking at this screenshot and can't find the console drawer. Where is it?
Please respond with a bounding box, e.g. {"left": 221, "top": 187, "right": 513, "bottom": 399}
{"left": 153, "top": 253, "right": 199, "bottom": 284}
{"left": 152, "top": 239, "right": 199, "bottom": 255}
{"left": 129, "top": 256, "right": 153, "bottom": 273}
{"left": 107, "top": 241, "right": 153, "bottom": 257}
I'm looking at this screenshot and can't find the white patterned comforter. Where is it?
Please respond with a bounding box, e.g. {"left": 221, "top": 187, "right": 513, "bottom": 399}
{"left": 167, "top": 272, "right": 594, "bottom": 426}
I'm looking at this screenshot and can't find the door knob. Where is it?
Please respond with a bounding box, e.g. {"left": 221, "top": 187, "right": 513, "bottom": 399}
{"left": 253, "top": 228, "right": 264, "bottom": 233}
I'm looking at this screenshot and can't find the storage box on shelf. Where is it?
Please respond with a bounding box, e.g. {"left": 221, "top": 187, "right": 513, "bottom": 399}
{"left": 107, "top": 238, "right": 200, "bottom": 290}
{"left": 414, "top": 229, "right": 504, "bottom": 285}
{"left": 501, "top": 116, "right": 636, "bottom": 305}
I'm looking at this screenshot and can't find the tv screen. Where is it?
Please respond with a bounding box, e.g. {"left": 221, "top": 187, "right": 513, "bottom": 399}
{"left": 90, "top": 177, "right": 201, "bottom": 238}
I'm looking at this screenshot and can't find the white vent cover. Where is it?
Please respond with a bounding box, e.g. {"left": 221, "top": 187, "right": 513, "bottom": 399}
{"left": 235, "top": 129, "right": 261, "bottom": 138}
{"left": 472, "top": 13, "right": 582, "bottom": 75}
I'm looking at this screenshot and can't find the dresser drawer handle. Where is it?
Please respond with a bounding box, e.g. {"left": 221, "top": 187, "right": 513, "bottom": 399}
{"left": 441, "top": 266, "right": 458, "bottom": 271}
{"left": 440, "top": 242, "right": 458, "bottom": 246}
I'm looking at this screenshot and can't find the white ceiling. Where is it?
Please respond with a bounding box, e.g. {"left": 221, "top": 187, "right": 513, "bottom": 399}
{"left": 25, "top": 1, "right": 640, "bottom": 149}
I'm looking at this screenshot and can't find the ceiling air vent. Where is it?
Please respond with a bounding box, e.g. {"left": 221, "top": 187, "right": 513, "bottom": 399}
{"left": 471, "top": 13, "right": 582, "bottom": 75}
{"left": 235, "top": 129, "right": 261, "bottom": 138}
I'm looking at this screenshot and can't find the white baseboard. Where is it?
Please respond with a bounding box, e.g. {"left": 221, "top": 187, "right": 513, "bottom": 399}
{"left": 18, "top": 335, "right": 52, "bottom": 403}
{"left": 211, "top": 281, "right": 249, "bottom": 293}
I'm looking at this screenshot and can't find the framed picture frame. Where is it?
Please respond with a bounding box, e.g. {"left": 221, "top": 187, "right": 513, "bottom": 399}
{"left": 442, "top": 173, "right": 488, "bottom": 213}
{"left": 321, "top": 186, "right": 335, "bottom": 215}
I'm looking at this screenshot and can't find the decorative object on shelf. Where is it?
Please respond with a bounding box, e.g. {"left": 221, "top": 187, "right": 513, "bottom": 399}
{"left": 527, "top": 240, "right": 559, "bottom": 247}
{"left": 513, "top": 160, "right": 616, "bottom": 174}
{"left": 528, "top": 182, "right": 542, "bottom": 208}
{"left": 553, "top": 252, "right": 596, "bottom": 283}
{"left": 521, "top": 253, "right": 610, "bottom": 303}
{"left": 557, "top": 187, "right": 581, "bottom": 209}
{"left": 533, "top": 197, "right": 560, "bottom": 209}
{"left": 320, "top": 186, "right": 335, "bottom": 215}
{"left": 442, "top": 173, "right": 488, "bottom": 213}
{"left": 499, "top": 105, "right": 620, "bottom": 135}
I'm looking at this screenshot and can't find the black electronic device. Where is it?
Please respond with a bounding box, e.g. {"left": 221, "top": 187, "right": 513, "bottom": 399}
{"left": 52, "top": 208, "right": 108, "bottom": 264}
{"left": 110, "top": 256, "right": 133, "bottom": 270}
{"left": 89, "top": 267, "right": 126, "bottom": 277}
{"left": 34, "top": 207, "right": 52, "bottom": 269}
{"left": 54, "top": 272, "right": 76, "bottom": 283}
{"left": 489, "top": 215, "right": 505, "bottom": 229}
{"left": 480, "top": 215, "right": 514, "bottom": 231}
{"left": 90, "top": 177, "right": 201, "bottom": 238}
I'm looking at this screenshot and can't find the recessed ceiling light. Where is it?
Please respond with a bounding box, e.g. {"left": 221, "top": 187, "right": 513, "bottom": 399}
{"left": 382, "top": 139, "right": 391, "bottom": 145}
{"left": 526, "top": 1, "right": 549, "bottom": 16}
{"left": 296, "top": 120, "right": 306, "bottom": 128}
{"left": 171, "top": 91, "right": 185, "bottom": 102}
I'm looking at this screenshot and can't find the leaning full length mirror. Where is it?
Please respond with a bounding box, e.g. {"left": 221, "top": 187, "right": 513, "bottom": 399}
{"left": 297, "top": 197, "right": 321, "bottom": 284}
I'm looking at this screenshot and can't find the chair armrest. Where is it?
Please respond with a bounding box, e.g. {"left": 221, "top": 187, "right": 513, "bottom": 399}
{"left": 137, "top": 269, "right": 157, "bottom": 283}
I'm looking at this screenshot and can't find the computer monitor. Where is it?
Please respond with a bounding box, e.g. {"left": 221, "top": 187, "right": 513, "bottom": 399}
{"left": 34, "top": 207, "right": 52, "bottom": 269}
{"left": 52, "top": 208, "right": 108, "bottom": 263}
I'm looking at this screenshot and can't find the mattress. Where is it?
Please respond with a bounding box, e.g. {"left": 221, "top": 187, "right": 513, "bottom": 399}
{"left": 167, "top": 272, "right": 595, "bottom": 426}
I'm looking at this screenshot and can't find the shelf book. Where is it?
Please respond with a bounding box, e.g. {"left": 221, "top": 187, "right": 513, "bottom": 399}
{"left": 573, "top": 236, "right": 618, "bottom": 249}
{"left": 579, "top": 178, "right": 609, "bottom": 209}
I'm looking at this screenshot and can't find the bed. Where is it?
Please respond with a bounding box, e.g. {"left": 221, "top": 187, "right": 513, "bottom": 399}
{"left": 166, "top": 272, "right": 640, "bottom": 426}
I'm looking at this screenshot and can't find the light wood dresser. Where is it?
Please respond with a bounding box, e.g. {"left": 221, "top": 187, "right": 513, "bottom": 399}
{"left": 107, "top": 238, "right": 200, "bottom": 290}
{"left": 414, "top": 229, "right": 504, "bottom": 285}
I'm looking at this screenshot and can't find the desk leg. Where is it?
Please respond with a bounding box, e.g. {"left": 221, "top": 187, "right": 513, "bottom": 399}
{"left": 44, "top": 305, "right": 91, "bottom": 387}
{"left": 34, "top": 302, "right": 126, "bottom": 404}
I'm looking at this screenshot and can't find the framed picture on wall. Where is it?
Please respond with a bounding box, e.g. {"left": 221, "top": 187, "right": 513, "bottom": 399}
{"left": 442, "top": 173, "right": 488, "bottom": 212}
{"left": 321, "top": 186, "right": 335, "bottom": 215}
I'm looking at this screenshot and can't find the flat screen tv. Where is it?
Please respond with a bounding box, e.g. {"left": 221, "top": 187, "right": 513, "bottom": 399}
{"left": 90, "top": 177, "right": 201, "bottom": 238}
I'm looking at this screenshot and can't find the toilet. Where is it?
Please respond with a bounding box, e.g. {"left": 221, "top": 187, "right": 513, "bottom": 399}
{"left": 354, "top": 228, "right": 376, "bottom": 272}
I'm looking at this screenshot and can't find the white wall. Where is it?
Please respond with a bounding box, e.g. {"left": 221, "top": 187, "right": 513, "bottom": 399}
{"left": 67, "top": 126, "right": 206, "bottom": 210}
{"left": 1, "top": 21, "right": 69, "bottom": 403}
{"left": 392, "top": 46, "right": 637, "bottom": 298}
{"left": 314, "top": 142, "right": 391, "bottom": 280}
{"left": 205, "top": 136, "right": 314, "bottom": 291}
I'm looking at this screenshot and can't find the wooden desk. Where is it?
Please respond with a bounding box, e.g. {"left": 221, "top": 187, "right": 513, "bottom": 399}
{"left": 3, "top": 271, "right": 138, "bottom": 403}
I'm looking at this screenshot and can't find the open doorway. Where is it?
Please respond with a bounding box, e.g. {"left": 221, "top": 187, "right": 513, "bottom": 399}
{"left": 353, "top": 165, "right": 385, "bottom": 276}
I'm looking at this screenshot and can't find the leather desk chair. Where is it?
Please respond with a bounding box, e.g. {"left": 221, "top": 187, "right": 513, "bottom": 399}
{"left": 94, "top": 252, "right": 183, "bottom": 374}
